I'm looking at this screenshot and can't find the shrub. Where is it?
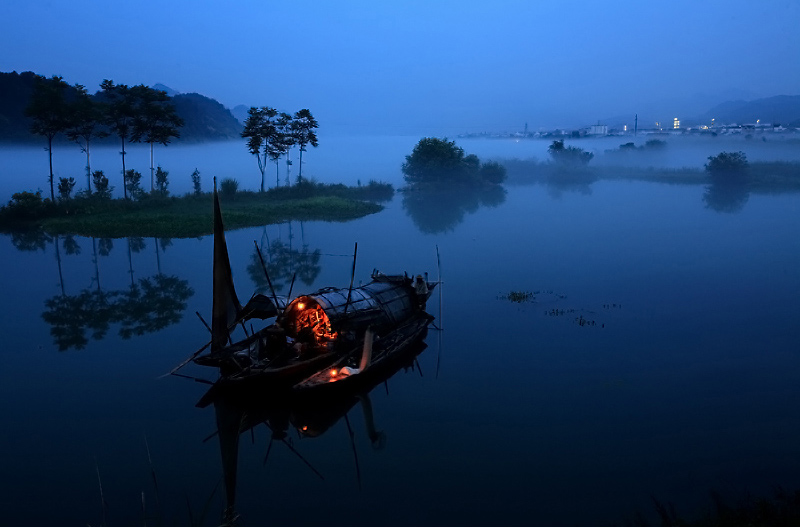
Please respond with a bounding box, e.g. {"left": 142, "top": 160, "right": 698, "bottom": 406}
{"left": 705, "top": 151, "right": 749, "bottom": 176}
{"left": 155, "top": 166, "right": 169, "bottom": 196}
{"left": 548, "top": 140, "right": 594, "bottom": 166}
{"left": 402, "top": 137, "right": 503, "bottom": 187}
{"left": 191, "top": 168, "right": 202, "bottom": 195}
{"left": 92, "top": 170, "right": 113, "bottom": 200}
{"left": 124, "top": 169, "right": 144, "bottom": 199}
{"left": 219, "top": 178, "right": 239, "bottom": 199}
{"left": 4, "top": 190, "right": 47, "bottom": 219}
{"left": 402, "top": 137, "right": 472, "bottom": 185}
{"left": 645, "top": 139, "right": 667, "bottom": 149}
{"left": 57, "top": 177, "right": 76, "bottom": 201}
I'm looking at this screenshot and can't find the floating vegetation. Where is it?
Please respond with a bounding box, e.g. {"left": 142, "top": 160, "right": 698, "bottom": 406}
{"left": 533, "top": 289, "right": 567, "bottom": 300}
{"left": 503, "top": 291, "right": 535, "bottom": 303}
{"left": 574, "top": 315, "right": 601, "bottom": 328}
{"left": 501, "top": 288, "right": 608, "bottom": 329}
{"left": 499, "top": 289, "right": 568, "bottom": 304}
{"left": 545, "top": 308, "right": 575, "bottom": 316}
{"left": 544, "top": 309, "right": 602, "bottom": 328}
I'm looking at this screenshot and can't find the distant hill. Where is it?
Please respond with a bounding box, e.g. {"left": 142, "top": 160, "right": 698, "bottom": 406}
{"left": 171, "top": 93, "right": 242, "bottom": 142}
{"left": 699, "top": 95, "right": 800, "bottom": 127}
{"left": 152, "top": 83, "right": 180, "bottom": 97}
{"left": 0, "top": 70, "right": 242, "bottom": 143}
{"left": 0, "top": 71, "right": 41, "bottom": 141}
{"left": 231, "top": 104, "right": 250, "bottom": 125}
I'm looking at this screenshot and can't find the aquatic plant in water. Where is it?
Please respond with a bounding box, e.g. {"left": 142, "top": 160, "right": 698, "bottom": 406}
{"left": 504, "top": 291, "right": 534, "bottom": 303}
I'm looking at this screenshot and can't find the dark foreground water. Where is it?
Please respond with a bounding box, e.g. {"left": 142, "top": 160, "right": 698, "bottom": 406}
{"left": 1, "top": 173, "right": 800, "bottom": 526}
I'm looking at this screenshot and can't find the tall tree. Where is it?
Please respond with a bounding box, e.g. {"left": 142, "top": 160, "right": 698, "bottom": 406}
{"left": 100, "top": 80, "right": 137, "bottom": 199}
{"left": 290, "top": 109, "right": 319, "bottom": 182}
{"left": 241, "top": 107, "right": 279, "bottom": 192}
{"left": 268, "top": 112, "right": 294, "bottom": 187}
{"left": 25, "top": 75, "right": 72, "bottom": 201}
{"left": 131, "top": 86, "right": 183, "bottom": 191}
{"left": 66, "top": 84, "right": 108, "bottom": 193}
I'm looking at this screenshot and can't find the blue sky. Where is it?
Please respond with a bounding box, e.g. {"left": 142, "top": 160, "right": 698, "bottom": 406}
{"left": 4, "top": 0, "right": 799, "bottom": 134}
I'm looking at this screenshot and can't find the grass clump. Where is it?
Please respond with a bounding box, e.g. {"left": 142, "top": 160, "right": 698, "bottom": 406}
{"left": 266, "top": 178, "right": 394, "bottom": 202}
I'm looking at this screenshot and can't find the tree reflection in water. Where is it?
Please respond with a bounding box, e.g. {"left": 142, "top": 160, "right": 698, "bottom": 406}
{"left": 40, "top": 235, "right": 194, "bottom": 351}
{"left": 10, "top": 228, "right": 51, "bottom": 252}
{"left": 401, "top": 185, "right": 506, "bottom": 234}
{"left": 247, "top": 222, "right": 322, "bottom": 293}
{"left": 703, "top": 178, "right": 750, "bottom": 213}
{"left": 544, "top": 169, "right": 598, "bottom": 199}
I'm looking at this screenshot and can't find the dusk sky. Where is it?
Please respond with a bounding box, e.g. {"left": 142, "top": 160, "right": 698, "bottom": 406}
{"left": 4, "top": 0, "right": 799, "bottom": 134}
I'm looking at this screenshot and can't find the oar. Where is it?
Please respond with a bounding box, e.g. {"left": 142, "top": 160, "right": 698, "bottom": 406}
{"left": 436, "top": 245, "right": 443, "bottom": 379}
{"left": 344, "top": 413, "right": 362, "bottom": 491}
{"left": 262, "top": 437, "right": 274, "bottom": 466}
{"left": 343, "top": 242, "right": 358, "bottom": 314}
{"left": 158, "top": 340, "right": 211, "bottom": 378}
{"left": 196, "top": 311, "right": 212, "bottom": 333}
{"left": 437, "top": 244, "right": 442, "bottom": 329}
{"left": 282, "top": 438, "right": 325, "bottom": 480}
{"left": 287, "top": 271, "right": 297, "bottom": 304}
{"left": 169, "top": 372, "right": 214, "bottom": 385}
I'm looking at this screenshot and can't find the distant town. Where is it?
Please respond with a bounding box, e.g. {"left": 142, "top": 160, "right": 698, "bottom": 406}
{"left": 459, "top": 118, "right": 800, "bottom": 141}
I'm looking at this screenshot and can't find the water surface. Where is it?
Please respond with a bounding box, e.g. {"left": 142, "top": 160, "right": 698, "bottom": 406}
{"left": 1, "top": 138, "right": 799, "bottom": 526}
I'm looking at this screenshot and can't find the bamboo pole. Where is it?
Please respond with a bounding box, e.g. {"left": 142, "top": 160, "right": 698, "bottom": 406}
{"left": 343, "top": 242, "right": 358, "bottom": 314}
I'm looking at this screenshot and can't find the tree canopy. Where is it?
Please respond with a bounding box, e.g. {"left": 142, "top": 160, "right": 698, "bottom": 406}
{"left": 401, "top": 137, "right": 506, "bottom": 188}
{"left": 25, "top": 75, "right": 72, "bottom": 200}
{"left": 291, "top": 109, "right": 319, "bottom": 181}
{"left": 242, "top": 106, "right": 281, "bottom": 192}
{"left": 66, "top": 84, "right": 108, "bottom": 193}
{"left": 547, "top": 140, "right": 594, "bottom": 166}
{"left": 705, "top": 151, "right": 749, "bottom": 177}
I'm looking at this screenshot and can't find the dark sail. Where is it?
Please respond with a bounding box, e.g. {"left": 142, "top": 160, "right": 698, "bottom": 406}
{"left": 211, "top": 185, "right": 242, "bottom": 353}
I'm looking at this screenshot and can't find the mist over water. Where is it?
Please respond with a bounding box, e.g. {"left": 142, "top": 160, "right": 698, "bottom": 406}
{"left": 2, "top": 133, "right": 799, "bottom": 202}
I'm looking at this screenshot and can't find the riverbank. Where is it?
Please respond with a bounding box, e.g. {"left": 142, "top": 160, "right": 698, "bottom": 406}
{"left": 0, "top": 180, "right": 393, "bottom": 238}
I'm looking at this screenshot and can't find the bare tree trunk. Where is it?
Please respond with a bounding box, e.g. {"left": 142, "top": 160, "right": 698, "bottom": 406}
{"left": 150, "top": 142, "right": 155, "bottom": 192}
{"left": 47, "top": 135, "right": 55, "bottom": 201}
{"left": 121, "top": 136, "right": 128, "bottom": 200}
{"left": 154, "top": 237, "right": 161, "bottom": 274}
{"left": 92, "top": 238, "right": 101, "bottom": 292}
{"left": 298, "top": 148, "right": 304, "bottom": 181}
{"left": 54, "top": 234, "right": 65, "bottom": 296}
{"left": 85, "top": 140, "right": 92, "bottom": 194}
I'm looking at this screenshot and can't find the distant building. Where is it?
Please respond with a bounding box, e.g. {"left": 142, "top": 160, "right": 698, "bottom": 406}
{"left": 673, "top": 117, "right": 680, "bottom": 129}
{"left": 588, "top": 124, "right": 608, "bottom": 135}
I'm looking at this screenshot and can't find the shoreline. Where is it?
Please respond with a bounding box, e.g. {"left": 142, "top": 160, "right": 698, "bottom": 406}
{"left": 0, "top": 182, "right": 392, "bottom": 238}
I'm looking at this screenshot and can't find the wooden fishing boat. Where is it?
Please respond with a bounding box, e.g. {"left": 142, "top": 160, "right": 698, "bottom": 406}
{"left": 188, "top": 182, "right": 437, "bottom": 400}
{"left": 292, "top": 310, "right": 432, "bottom": 397}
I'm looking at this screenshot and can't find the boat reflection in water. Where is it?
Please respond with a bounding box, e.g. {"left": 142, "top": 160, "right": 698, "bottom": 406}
{"left": 206, "top": 331, "right": 429, "bottom": 525}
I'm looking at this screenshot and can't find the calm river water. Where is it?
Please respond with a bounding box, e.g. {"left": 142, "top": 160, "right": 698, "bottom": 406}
{"left": 1, "top": 136, "right": 799, "bottom": 526}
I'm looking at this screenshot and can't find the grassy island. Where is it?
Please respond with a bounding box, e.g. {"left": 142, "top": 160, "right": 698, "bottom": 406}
{"left": 0, "top": 179, "right": 393, "bottom": 239}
